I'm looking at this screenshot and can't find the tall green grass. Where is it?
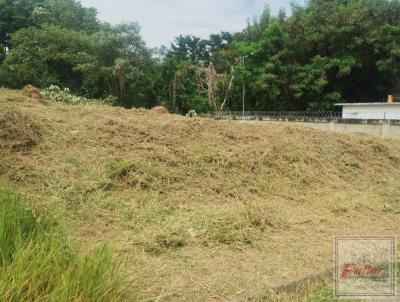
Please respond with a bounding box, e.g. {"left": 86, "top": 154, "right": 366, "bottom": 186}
{"left": 0, "top": 189, "right": 125, "bottom": 301}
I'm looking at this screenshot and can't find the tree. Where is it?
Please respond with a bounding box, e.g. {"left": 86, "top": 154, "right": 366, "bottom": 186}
{"left": 0, "top": 0, "right": 46, "bottom": 60}
{"left": 0, "top": 21, "right": 156, "bottom": 107}
{"left": 170, "top": 35, "right": 210, "bottom": 64}
{"left": 229, "top": 0, "right": 400, "bottom": 111}
{"left": 0, "top": 25, "right": 92, "bottom": 89}
{"left": 0, "top": 0, "right": 97, "bottom": 62}
{"left": 2, "top": 0, "right": 400, "bottom": 112}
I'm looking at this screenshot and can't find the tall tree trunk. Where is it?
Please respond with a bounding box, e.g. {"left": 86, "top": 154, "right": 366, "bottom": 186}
{"left": 117, "top": 65, "right": 126, "bottom": 98}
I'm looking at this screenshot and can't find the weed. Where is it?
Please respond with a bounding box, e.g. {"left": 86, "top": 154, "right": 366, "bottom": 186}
{"left": 0, "top": 188, "right": 127, "bottom": 301}
{"left": 40, "top": 85, "right": 117, "bottom": 106}
{"left": 56, "top": 154, "right": 79, "bottom": 166}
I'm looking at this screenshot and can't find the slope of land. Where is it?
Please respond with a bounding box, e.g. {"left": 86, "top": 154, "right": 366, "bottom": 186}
{"left": 1, "top": 88, "right": 400, "bottom": 301}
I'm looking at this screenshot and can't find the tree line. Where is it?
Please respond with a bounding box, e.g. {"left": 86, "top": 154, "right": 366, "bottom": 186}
{"left": 1, "top": 0, "right": 400, "bottom": 113}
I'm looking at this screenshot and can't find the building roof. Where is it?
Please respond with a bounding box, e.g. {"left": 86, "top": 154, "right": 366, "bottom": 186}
{"left": 335, "top": 102, "right": 400, "bottom": 106}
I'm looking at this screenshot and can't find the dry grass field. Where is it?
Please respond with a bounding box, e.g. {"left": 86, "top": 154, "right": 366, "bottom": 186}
{"left": 1, "top": 88, "right": 399, "bottom": 301}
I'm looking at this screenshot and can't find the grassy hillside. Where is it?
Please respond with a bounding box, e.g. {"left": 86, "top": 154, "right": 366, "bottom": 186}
{"left": 1, "top": 88, "right": 399, "bottom": 301}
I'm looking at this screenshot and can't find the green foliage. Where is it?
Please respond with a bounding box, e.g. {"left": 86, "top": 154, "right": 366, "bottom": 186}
{"left": 242, "top": 0, "right": 400, "bottom": 110}
{"left": 32, "top": 0, "right": 99, "bottom": 32}
{"left": 0, "top": 188, "right": 125, "bottom": 301}
{"left": 1, "top": 0, "right": 400, "bottom": 111}
{"left": 0, "top": 25, "right": 92, "bottom": 90}
{"left": 0, "top": 1, "right": 155, "bottom": 108}
{"left": 0, "top": 0, "right": 97, "bottom": 62}
{"left": 160, "top": 0, "right": 400, "bottom": 112}
{"left": 156, "top": 33, "right": 234, "bottom": 113}
{"left": 40, "top": 85, "right": 89, "bottom": 104}
{"left": 186, "top": 110, "right": 198, "bottom": 117}
{"left": 40, "top": 85, "right": 117, "bottom": 106}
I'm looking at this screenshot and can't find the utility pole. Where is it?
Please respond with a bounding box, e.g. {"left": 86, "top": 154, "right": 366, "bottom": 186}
{"left": 242, "top": 55, "right": 245, "bottom": 117}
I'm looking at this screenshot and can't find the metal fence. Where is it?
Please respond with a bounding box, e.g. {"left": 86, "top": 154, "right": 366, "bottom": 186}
{"left": 210, "top": 111, "right": 342, "bottom": 119}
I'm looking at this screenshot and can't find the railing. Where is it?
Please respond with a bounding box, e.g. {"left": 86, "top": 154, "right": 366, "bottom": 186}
{"left": 210, "top": 111, "right": 342, "bottom": 119}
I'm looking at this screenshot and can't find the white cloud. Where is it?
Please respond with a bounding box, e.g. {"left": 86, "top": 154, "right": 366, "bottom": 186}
{"left": 79, "top": 0, "right": 301, "bottom": 48}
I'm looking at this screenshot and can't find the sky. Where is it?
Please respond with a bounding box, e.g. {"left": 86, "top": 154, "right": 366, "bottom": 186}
{"left": 80, "top": 0, "right": 304, "bottom": 48}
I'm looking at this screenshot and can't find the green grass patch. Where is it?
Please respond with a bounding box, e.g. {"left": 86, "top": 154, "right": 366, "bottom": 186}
{"left": 56, "top": 154, "right": 79, "bottom": 166}
{"left": 0, "top": 188, "right": 127, "bottom": 301}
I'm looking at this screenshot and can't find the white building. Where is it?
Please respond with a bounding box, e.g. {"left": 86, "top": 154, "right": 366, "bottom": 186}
{"left": 335, "top": 102, "right": 400, "bottom": 120}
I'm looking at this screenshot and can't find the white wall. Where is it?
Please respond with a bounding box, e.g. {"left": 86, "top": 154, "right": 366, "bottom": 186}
{"left": 292, "top": 121, "right": 400, "bottom": 140}
{"left": 342, "top": 104, "right": 400, "bottom": 120}
{"left": 240, "top": 120, "right": 400, "bottom": 141}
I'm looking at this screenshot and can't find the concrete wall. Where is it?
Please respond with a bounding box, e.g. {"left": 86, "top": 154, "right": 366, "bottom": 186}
{"left": 223, "top": 116, "right": 400, "bottom": 141}
{"left": 291, "top": 121, "right": 400, "bottom": 140}
{"left": 342, "top": 104, "right": 400, "bottom": 120}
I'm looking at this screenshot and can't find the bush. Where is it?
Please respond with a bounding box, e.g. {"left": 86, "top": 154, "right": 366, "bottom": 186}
{"left": 102, "top": 95, "right": 118, "bottom": 106}
{"left": 185, "top": 110, "right": 198, "bottom": 118}
{"left": 40, "top": 85, "right": 86, "bottom": 104}
{"left": 40, "top": 85, "right": 117, "bottom": 106}
{"left": 0, "top": 188, "right": 126, "bottom": 301}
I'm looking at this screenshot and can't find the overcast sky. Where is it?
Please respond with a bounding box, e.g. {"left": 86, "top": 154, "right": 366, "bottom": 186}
{"left": 80, "top": 0, "right": 304, "bottom": 48}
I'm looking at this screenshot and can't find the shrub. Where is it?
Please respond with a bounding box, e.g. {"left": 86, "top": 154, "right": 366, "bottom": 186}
{"left": 40, "top": 85, "right": 88, "bottom": 104}
{"left": 40, "top": 85, "right": 117, "bottom": 106}
{"left": 103, "top": 95, "right": 118, "bottom": 106}
{"left": 185, "top": 110, "right": 198, "bottom": 118}
{"left": 0, "top": 188, "right": 126, "bottom": 301}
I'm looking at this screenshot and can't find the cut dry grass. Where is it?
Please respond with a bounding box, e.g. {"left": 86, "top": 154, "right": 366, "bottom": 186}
{"left": 0, "top": 109, "right": 42, "bottom": 151}
{"left": 1, "top": 87, "right": 399, "bottom": 300}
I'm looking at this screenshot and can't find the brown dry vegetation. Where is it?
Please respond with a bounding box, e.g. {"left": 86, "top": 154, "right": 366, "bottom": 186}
{"left": 0, "top": 88, "right": 399, "bottom": 301}
{"left": 0, "top": 108, "right": 42, "bottom": 151}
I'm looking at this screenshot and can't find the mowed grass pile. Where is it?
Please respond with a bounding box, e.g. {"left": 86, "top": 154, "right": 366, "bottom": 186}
{"left": 1, "top": 88, "right": 400, "bottom": 300}
{"left": 0, "top": 109, "right": 42, "bottom": 151}
{"left": 0, "top": 188, "right": 124, "bottom": 301}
